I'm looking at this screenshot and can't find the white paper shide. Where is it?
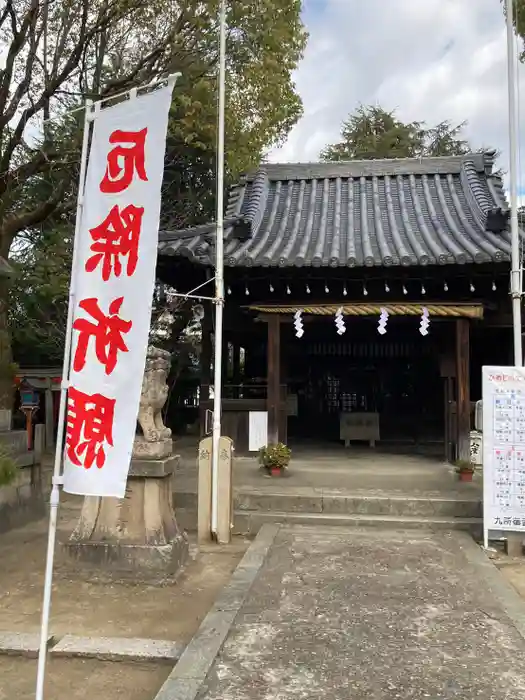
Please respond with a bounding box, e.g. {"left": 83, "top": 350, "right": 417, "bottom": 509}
{"left": 482, "top": 366, "right": 525, "bottom": 534}
{"left": 62, "top": 85, "right": 173, "bottom": 498}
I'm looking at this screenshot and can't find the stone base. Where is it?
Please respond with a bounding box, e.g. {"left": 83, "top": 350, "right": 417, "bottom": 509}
{"left": 64, "top": 533, "right": 189, "bottom": 578}
{"left": 129, "top": 455, "right": 177, "bottom": 478}
{"left": 62, "top": 455, "right": 188, "bottom": 581}
{"left": 132, "top": 436, "right": 173, "bottom": 460}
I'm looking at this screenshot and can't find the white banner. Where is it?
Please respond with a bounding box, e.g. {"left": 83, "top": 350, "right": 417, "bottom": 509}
{"left": 63, "top": 84, "right": 174, "bottom": 498}
{"left": 482, "top": 366, "right": 525, "bottom": 534}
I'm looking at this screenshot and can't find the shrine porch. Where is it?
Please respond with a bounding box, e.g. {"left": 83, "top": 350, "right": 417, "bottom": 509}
{"left": 172, "top": 437, "right": 483, "bottom": 535}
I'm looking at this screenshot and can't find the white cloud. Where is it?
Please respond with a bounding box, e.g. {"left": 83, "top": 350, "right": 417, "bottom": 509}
{"left": 269, "top": 0, "right": 525, "bottom": 191}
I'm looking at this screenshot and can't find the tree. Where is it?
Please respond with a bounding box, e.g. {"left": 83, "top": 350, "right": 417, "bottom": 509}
{"left": 10, "top": 226, "right": 70, "bottom": 366}
{"left": 506, "top": 0, "right": 525, "bottom": 61}
{"left": 320, "top": 105, "right": 470, "bottom": 162}
{"left": 2, "top": 0, "right": 307, "bottom": 404}
{"left": 5, "top": 0, "right": 306, "bottom": 394}
{"left": 0, "top": 0, "right": 188, "bottom": 406}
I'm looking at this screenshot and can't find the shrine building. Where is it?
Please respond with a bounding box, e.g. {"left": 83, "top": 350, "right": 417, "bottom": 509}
{"left": 157, "top": 151, "right": 519, "bottom": 462}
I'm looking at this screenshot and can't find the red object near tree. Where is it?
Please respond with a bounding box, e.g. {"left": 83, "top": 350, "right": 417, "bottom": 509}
{"left": 73, "top": 296, "right": 132, "bottom": 375}
{"left": 86, "top": 204, "right": 144, "bottom": 281}
{"left": 66, "top": 386, "right": 116, "bottom": 469}
{"left": 99, "top": 128, "right": 148, "bottom": 193}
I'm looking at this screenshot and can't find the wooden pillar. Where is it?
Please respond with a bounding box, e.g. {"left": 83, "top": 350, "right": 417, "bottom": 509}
{"left": 200, "top": 312, "right": 212, "bottom": 435}
{"left": 232, "top": 342, "right": 241, "bottom": 398}
{"left": 200, "top": 310, "right": 212, "bottom": 400}
{"left": 221, "top": 334, "right": 229, "bottom": 387}
{"left": 267, "top": 315, "right": 281, "bottom": 445}
{"left": 45, "top": 387, "right": 54, "bottom": 448}
{"left": 456, "top": 318, "right": 470, "bottom": 461}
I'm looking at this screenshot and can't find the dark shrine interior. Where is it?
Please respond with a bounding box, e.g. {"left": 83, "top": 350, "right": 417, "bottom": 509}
{"left": 157, "top": 255, "right": 514, "bottom": 452}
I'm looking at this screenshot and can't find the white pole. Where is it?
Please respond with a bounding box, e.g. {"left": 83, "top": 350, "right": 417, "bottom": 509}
{"left": 506, "top": 0, "right": 523, "bottom": 366}
{"left": 35, "top": 100, "right": 92, "bottom": 700}
{"left": 211, "top": 0, "right": 227, "bottom": 535}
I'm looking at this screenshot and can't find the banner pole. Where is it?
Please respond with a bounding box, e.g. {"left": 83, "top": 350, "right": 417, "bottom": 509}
{"left": 505, "top": 0, "right": 523, "bottom": 366}
{"left": 35, "top": 99, "right": 93, "bottom": 700}
{"left": 211, "top": 0, "right": 227, "bottom": 536}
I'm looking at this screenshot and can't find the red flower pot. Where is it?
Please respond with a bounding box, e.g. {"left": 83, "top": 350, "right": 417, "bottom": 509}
{"left": 270, "top": 467, "right": 282, "bottom": 477}
{"left": 458, "top": 471, "right": 473, "bottom": 482}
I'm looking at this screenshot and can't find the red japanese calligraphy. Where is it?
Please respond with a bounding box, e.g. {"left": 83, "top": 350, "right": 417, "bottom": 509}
{"left": 99, "top": 128, "right": 148, "bottom": 193}
{"left": 66, "top": 386, "right": 116, "bottom": 469}
{"left": 73, "top": 297, "right": 132, "bottom": 375}
{"left": 86, "top": 204, "right": 144, "bottom": 281}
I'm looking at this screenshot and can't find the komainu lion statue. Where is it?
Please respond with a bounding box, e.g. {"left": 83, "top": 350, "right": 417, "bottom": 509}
{"left": 137, "top": 346, "right": 173, "bottom": 443}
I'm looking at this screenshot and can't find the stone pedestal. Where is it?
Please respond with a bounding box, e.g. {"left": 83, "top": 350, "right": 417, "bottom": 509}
{"left": 63, "top": 455, "right": 188, "bottom": 579}
{"left": 132, "top": 436, "right": 172, "bottom": 461}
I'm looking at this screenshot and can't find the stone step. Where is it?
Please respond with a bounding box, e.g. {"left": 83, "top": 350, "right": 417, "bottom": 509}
{"left": 235, "top": 492, "right": 481, "bottom": 518}
{"left": 173, "top": 490, "right": 481, "bottom": 518}
{"left": 232, "top": 511, "right": 483, "bottom": 537}
{"left": 173, "top": 507, "right": 483, "bottom": 539}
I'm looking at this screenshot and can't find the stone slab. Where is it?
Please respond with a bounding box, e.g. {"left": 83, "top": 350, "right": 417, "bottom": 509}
{"left": 51, "top": 635, "right": 183, "bottom": 662}
{"left": 192, "top": 526, "right": 525, "bottom": 700}
{"left": 155, "top": 678, "right": 203, "bottom": 700}
{"left": 0, "top": 409, "right": 12, "bottom": 432}
{"left": 153, "top": 523, "right": 280, "bottom": 700}
{"left": 0, "top": 486, "right": 46, "bottom": 534}
{"left": 0, "top": 632, "right": 52, "bottom": 658}
{"left": 129, "top": 454, "right": 179, "bottom": 478}
{"left": 0, "top": 429, "right": 28, "bottom": 454}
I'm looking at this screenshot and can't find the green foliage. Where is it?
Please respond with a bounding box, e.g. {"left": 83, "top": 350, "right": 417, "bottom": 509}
{"left": 0, "top": 444, "right": 17, "bottom": 487}
{"left": 162, "top": 0, "right": 307, "bottom": 230}
{"left": 9, "top": 227, "right": 71, "bottom": 365}
{"left": 455, "top": 459, "right": 475, "bottom": 474}
{"left": 5, "top": 1, "right": 307, "bottom": 365}
{"left": 321, "top": 105, "right": 470, "bottom": 161}
{"left": 258, "top": 443, "right": 292, "bottom": 470}
{"left": 506, "top": 0, "right": 525, "bottom": 61}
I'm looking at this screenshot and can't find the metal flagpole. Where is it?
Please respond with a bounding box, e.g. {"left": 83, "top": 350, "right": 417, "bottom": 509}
{"left": 35, "top": 99, "right": 93, "bottom": 700}
{"left": 505, "top": 0, "right": 523, "bottom": 366}
{"left": 211, "top": 0, "right": 227, "bottom": 536}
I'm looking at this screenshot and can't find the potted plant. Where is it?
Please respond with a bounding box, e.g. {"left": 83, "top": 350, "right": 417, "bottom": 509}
{"left": 455, "top": 459, "right": 475, "bottom": 483}
{"left": 258, "top": 443, "right": 291, "bottom": 476}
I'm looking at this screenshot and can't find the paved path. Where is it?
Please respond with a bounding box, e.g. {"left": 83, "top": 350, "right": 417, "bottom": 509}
{"left": 196, "top": 527, "right": 525, "bottom": 699}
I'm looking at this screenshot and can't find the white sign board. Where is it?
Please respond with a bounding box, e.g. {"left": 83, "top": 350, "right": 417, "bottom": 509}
{"left": 249, "top": 411, "right": 268, "bottom": 452}
{"left": 482, "top": 366, "right": 525, "bottom": 540}
{"left": 62, "top": 85, "right": 174, "bottom": 498}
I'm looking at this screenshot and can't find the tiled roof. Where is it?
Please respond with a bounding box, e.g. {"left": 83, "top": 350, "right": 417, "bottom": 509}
{"left": 158, "top": 151, "right": 517, "bottom": 268}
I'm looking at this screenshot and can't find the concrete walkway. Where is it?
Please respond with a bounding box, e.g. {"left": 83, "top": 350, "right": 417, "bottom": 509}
{"left": 190, "top": 527, "right": 525, "bottom": 699}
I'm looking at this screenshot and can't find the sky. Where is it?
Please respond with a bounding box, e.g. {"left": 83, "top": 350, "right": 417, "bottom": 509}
{"left": 268, "top": 0, "right": 525, "bottom": 197}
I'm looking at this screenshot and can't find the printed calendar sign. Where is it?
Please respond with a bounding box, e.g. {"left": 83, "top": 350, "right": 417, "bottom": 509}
{"left": 482, "top": 367, "right": 525, "bottom": 540}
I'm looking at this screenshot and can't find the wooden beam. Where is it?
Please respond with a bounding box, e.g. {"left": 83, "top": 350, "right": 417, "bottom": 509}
{"left": 199, "top": 311, "right": 212, "bottom": 436}
{"left": 267, "top": 315, "right": 281, "bottom": 445}
{"left": 455, "top": 318, "right": 470, "bottom": 461}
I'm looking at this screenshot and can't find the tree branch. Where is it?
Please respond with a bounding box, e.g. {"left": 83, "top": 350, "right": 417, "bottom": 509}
{"left": 0, "top": 0, "right": 39, "bottom": 122}
{"left": 2, "top": 179, "right": 67, "bottom": 246}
